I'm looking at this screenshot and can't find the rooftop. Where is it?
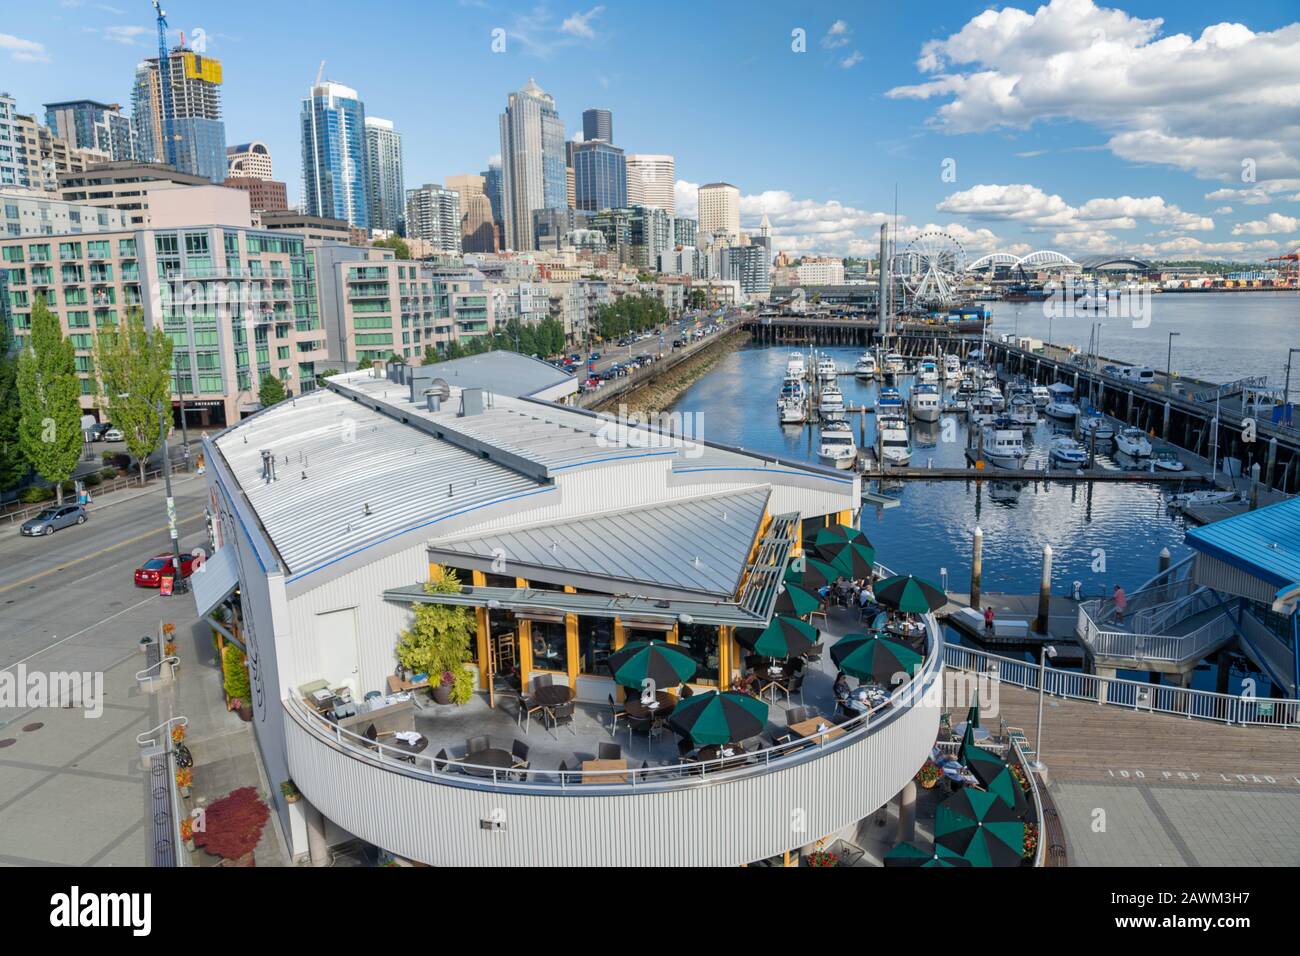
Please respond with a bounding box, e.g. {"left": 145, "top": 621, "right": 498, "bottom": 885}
{"left": 1185, "top": 495, "right": 1300, "bottom": 588}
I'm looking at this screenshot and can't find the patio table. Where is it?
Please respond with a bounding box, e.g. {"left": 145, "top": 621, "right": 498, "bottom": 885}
{"left": 534, "top": 684, "right": 572, "bottom": 708}
{"left": 460, "top": 747, "right": 514, "bottom": 778}
{"left": 624, "top": 691, "right": 674, "bottom": 720}
{"left": 788, "top": 716, "right": 847, "bottom": 743}
{"left": 581, "top": 759, "right": 629, "bottom": 784}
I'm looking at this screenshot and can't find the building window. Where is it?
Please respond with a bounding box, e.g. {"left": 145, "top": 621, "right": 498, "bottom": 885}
{"left": 677, "top": 623, "right": 721, "bottom": 687}
{"left": 578, "top": 616, "right": 612, "bottom": 676}
{"left": 530, "top": 620, "right": 568, "bottom": 673}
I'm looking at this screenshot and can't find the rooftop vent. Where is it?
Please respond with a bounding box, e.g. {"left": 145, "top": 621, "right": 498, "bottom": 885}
{"left": 460, "top": 388, "right": 486, "bottom": 417}
{"left": 259, "top": 449, "right": 276, "bottom": 484}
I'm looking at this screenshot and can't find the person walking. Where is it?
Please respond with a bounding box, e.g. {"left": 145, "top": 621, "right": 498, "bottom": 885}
{"left": 983, "top": 605, "right": 995, "bottom": 637}
{"left": 1113, "top": 584, "right": 1128, "bottom": 624}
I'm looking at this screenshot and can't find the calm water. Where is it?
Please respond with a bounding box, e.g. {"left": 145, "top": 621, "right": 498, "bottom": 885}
{"left": 986, "top": 291, "right": 1299, "bottom": 387}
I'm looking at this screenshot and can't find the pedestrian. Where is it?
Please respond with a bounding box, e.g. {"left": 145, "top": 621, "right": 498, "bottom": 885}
{"left": 983, "top": 605, "right": 995, "bottom": 636}
{"left": 1113, "top": 584, "right": 1127, "bottom": 624}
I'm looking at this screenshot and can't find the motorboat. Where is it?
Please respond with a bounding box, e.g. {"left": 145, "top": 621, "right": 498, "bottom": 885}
{"left": 944, "top": 354, "right": 963, "bottom": 383}
{"left": 988, "top": 480, "right": 1025, "bottom": 503}
{"left": 975, "top": 386, "right": 1005, "bottom": 411}
{"left": 819, "top": 382, "right": 846, "bottom": 414}
{"left": 1049, "top": 436, "right": 1089, "bottom": 466}
{"left": 878, "top": 386, "right": 904, "bottom": 415}
{"left": 1151, "top": 450, "right": 1185, "bottom": 472}
{"left": 883, "top": 352, "right": 906, "bottom": 379}
{"left": 818, "top": 419, "right": 857, "bottom": 470}
{"left": 780, "top": 396, "right": 806, "bottom": 424}
{"left": 816, "top": 357, "right": 838, "bottom": 381}
{"left": 1168, "top": 489, "right": 1236, "bottom": 512}
{"left": 913, "top": 419, "right": 940, "bottom": 448}
{"left": 1078, "top": 413, "right": 1114, "bottom": 444}
{"left": 909, "top": 383, "right": 941, "bottom": 423}
{"left": 1115, "top": 427, "right": 1152, "bottom": 458}
{"left": 1044, "top": 383, "right": 1080, "bottom": 422}
{"left": 1030, "top": 385, "right": 1051, "bottom": 408}
{"left": 967, "top": 393, "right": 1002, "bottom": 426}
{"left": 877, "top": 415, "right": 913, "bottom": 466}
{"left": 1008, "top": 394, "right": 1038, "bottom": 426}
{"left": 778, "top": 375, "right": 805, "bottom": 407}
{"left": 917, "top": 357, "right": 939, "bottom": 385}
{"left": 787, "top": 352, "right": 806, "bottom": 379}
{"left": 981, "top": 422, "right": 1026, "bottom": 469}
{"left": 854, "top": 351, "right": 877, "bottom": 380}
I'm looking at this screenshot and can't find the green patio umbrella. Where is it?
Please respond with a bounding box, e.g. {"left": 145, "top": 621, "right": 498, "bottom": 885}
{"left": 982, "top": 763, "right": 1030, "bottom": 817}
{"left": 961, "top": 740, "right": 1004, "bottom": 786}
{"left": 883, "top": 842, "right": 972, "bottom": 868}
{"left": 821, "top": 540, "right": 877, "bottom": 580}
{"left": 934, "top": 788, "right": 1026, "bottom": 867}
{"left": 738, "top": 615, "right": 817, "bottom": 659}
{"left": 607, "top": 640, "right": 697, "bottom": 691}
{"left": 830, "top": 633, "right": 923, "bottom": 684}
{"left": 784, "top": 556, "right": 841, "bottom": 590}
{"left": 873, "top": 574, "right": 947, "bottom": 614}
{"left": 774, "top": 580, "right": 823, "bottom": 617}
{"left": 668, "top": 690, "right": 768, "bottom": 746}
{"left": 811, "top": 523, "right": 873, "bottom": 552}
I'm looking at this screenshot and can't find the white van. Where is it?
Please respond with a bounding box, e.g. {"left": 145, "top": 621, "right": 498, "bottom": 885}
{"left": 1120, "top": 366, "right": 1155, "bottom": 385}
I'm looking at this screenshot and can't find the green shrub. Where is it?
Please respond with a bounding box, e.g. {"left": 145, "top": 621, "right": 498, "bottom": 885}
{"left": 20, "top": 486, "right": 54, "bottom": 504}
{"left": 59, "top": 480, "right": 75, "bottom": 496}
{"left": 101, "top": 451, "right": 114, "bottom": 463}
{"left": 222, "top": 644, "right": 251, "bottom": 702}
{"left": 450, "top": 666, "right": 476, "bottom": 705}
{"left": 83, "top": 472, "right": 102, "bottom": 487}
{"left": 99, "top": 467, "right": 118, "bottom": 481}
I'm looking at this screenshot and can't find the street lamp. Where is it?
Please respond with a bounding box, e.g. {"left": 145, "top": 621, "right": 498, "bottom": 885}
{"left": 1166, "top": 331, "right": 1180, "bottom": 393}
{"left": 1032, "top": 644, "right": 1057, "bottom": 772}
{"left": 122, "top": 390, "right": 187, "bottom": 594}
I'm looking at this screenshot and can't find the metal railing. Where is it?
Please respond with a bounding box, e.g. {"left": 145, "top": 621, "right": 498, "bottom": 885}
{"left": 136, "top": 715, "right": 188, "bottom": 749}
{"left": 1008, "top": 735, "right": 1047, "bottom": 868}
{"left": 944, "top": 643, "right": 1300, "bottom": 727}
{"left": 289, "top": 617, "right": 941, "bottom": 793}
{"left": 1, "top": 460, "right": 194, "bottom": 524}
{"left": 136, "top": 655, "right": 179, "bottom": 683}
{"left": 1077, "top": 587, "right": 1236, "bottom": 665}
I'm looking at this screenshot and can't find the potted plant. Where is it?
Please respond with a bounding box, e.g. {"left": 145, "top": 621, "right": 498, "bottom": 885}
{"left": 1022, "top": 821, "right": 1039, "bottom": 863}
{"left": 175, "top": 767, "right": 193, "bottom": 798}
{"left": 394, "top": 568, "right": 477, "bottom": 705}
{"left": 222, "top": 645, "right": 252, "bottom": 719}
{"left": 450, "top": 666, "right": 475, "bottom": 705}
{"left": 914, "top": 758, "right": 942, "bottom": 790}
{"left": 805, "top": 849, "right": 840, "bottom": 867}
{"left": 139, "top": 635, "right": 154, "bottom": 655}
{"left": 180, "top": 815, "right": 195, "bottom": 852}
{"left": 431, "top": 670, "right": 454, "bottom": 705}
{"left": 170, "top": 724, "right": 186, "bottom": 746}
{"left": 193, "top": 786, "right": 269, "bottom": 867}
{"left": 280, "top": 780, "right": 301, "bottom": 804}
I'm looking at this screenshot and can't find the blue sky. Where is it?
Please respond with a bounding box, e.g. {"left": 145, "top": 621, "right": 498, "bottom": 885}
{"left": 5, "top": 0, "right": 1299, "bottom": 261}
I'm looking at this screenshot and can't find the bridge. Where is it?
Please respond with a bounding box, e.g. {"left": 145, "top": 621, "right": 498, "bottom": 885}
{"left": 965, "top": 250, "right": 1154, "bottom": 273}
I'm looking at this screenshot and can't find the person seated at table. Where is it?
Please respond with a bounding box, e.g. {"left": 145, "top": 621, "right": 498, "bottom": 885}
{"left": 817, "top": 584, "right": 831, "bottom": 600}
{"left": 833, "top": 671, "right": 851, "bottom": 703}
{"left": 732, "top": 673, "right": 758, "bottom": 697}
{"left": 858, "top": 586, "right": 874, "bottom": 610}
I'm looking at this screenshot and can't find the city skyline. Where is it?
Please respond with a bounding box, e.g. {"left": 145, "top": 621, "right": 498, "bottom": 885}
{"left": 3, "top": 0, "right": 1298, "bottom": 260}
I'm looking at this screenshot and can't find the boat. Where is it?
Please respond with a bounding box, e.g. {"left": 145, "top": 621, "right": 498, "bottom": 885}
{"left": 988, "top": 480, "right": 1025, "bottom": 503}
{"left": 854, "top": 351, "right": 877, "bottom": 380}
{"left": 981, "top": 421, "right": 1026, "bottom": 469}
{"left": 913, "top": 419, "right": 940, "bottom": 448}
{"left": 883, "top": 352, "right": 906, "bottom": 379}
{"left": 1168, "top": 489, "right": 1236, "bottom": 511}
{"left": 1151, "top": 450, "right": 1185, "bottom": 472}
{"left": 917, "top": 357, "right": 939, "bottom": 386}
{"left": 1044, "top": 383, "right": 1079, "bottom": 422}
{"left": 878, "top": 386, "right": 904, "bottom": 415}
{"left": 779, "top": 396, "right": 806, "bottom": 424}
{"left": 967, "top": 393, "right": 1002, "bottom": 426}
{"left": 1049, "top": 436, "right": 1089, "bottom": 466}
{"left": 910, "top": 383, "right": 941, "bottom": 423}
{"left": 787, "top": 352, "right": 806, "bottom": 379}
{"left": 943, "top": 355, "right": 962, "bottom": 384}
{"left": 819, "top": 382, "right": 846, "bottom": 414}
{"left": 1030, "top": 385, "right": 1051, "bottom": 408}
{"left": 1008, "top": 394, "right": 1038, "bottom": 426}
{"left": 975, "top": 385, "right": 1005, "bottom": 411}
{"left": 816, "top": 357, "right": 838, "bottom": 381}
{"left": 1078, "top": 413, "right": 1114, "bottom": 444}
{"left": 1115, "top": 427, "right": 1152, "bottom": 458}
{"left": 818, "top": 420, "right": 857, "bottom": 470}
{"left": 778, "top": 374, "right": 804, "bottom": 407}
{"left": 878, "top": 415, "right": 912, "bottom": 466}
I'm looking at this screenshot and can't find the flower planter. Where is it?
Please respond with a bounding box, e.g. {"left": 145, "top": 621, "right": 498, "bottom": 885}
{"left": 179, "top": 786, "right": 192, "bottom": 799}
{"left": 185, "top": 838, "right": 195, "bottom": 852}
{"left": 431, "top": 683, "right": 452, "bottom": 705}
{"left": 237, "top": 702, "right": 253, "bottom": 722}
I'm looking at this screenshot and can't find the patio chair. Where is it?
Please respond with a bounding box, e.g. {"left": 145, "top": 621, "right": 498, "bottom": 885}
{"left": 809, "top": 608, "right": 828, "bottom": 629}
{"left": 598, "top": 742, "right": 622, "bottom": 760}
{"left": 517, "top": 692, "right": 545, "bottom": 732}
{"left": 786, "top": 705, "right": 814, "bottom": 727}
{"left": 802, "top": 642, "right": 824, "bottom": 666}
{"left": 466, "top": 735, "right": 490, "bottom": 755}
{"left": 511, "top": 739, "right": 530, "bottom": 768}
{"left": 782, "top": 671, "right": 806, "bottom": 706}
{"left": 433, "top": 748, "right": 453, "bottom": 772}
{"left": 626, "top": 714, "right": 653, "bottom": 750}
{"left": 677, "top": 737, "right": 695, "bottom": 760}
{"left": 547, "top": 700, "right": 576, "bottom": 739}
{"left": 533, "top": 673, "right": 554, "bottom": 692}
{"left": 607, "top": 694, "right": 627, "bottom": 736}
{"left": 680, "top": 684, "right": 694, "bottom": 698}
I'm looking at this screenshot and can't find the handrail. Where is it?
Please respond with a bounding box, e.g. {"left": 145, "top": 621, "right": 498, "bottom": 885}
{"left": 1009, "top": 736, "right": 1047, "bottom": 868}
{"left": 136, "top": 656, "right": 180, "bottom": 682}
{"left": 137, "top": 715, "right": 188, "bottom": 748}
{"left": 945, "top": 643, "right": 1300, "bottom": 728}
{"left": 289, "top": 615, "right": 942, "bottom": 792}
{"left": 1077, "top": 593, "right": 1234, "bottom": 664}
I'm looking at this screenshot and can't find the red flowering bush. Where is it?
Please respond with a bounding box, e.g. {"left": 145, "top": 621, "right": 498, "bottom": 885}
{"left": 193, "top": 787, "right": 269, "bottom": 862}
{"left": 806, "top": 850, "right": 840, "bottom": 867}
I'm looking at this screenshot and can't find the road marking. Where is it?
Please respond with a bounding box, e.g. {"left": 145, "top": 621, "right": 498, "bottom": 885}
{"left": 0, "top": 513, "right": 205, "bottom": 595}
{"left": 0, "top": 593, "right": 162, "bottom": 670}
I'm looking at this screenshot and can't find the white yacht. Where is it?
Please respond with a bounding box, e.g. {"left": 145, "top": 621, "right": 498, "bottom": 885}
{"left": 778, "top": 374, "right": 804, "bottom": 408}
{"left": 944, "top": 354, "right": 963, "bottom": 384}
{"left": 976, "top": 385, "right": 1005, "bottom": 411}
{"left": 1078, "top": 414, "right": 1114, "bottom": 445}
{"left": 917, "top": 357, "right": 939, "bottom": 386}
{"left": 883, "top": 352, "right": 906, "bottom": 379}
{"left": 819, "top": 382, "right": 846, "bottom": 414}
{"left": 1169, "top": 489, "right": 1236, "bottom": 511}
{"left": 968, "top": 393, "right": 1002, "bottom": 426}
{"left": 1049, "top": 436, "right": 1089, "bottom": 466}
{"left": 854, "top": 351, "right": 877, "bottom": 380}
{"left": 877, "top": 416, "right": 913, "bottom": 466}
{"left": 909, "top": 384, "right": 941, "bottom": 423}
{"left": 1030, "top": 385, "right": 1052, "bottom": 408}
{"left": 780, "top": 396, "right": 806, "bottom": 425}
{"left": 1044, "top": 383, "right": 1080, "bottom": 422}
{"left": 1008, "top": 394, "right": 1038, "bottom": 425}
{"left": 981, "top": 423, "right": 1027, "bottom": 469}
{"left": 1151, "top": 450, "right": 1185, "bottom": 472}
{"left": 818, "top": 419, "right": 858, "bottom": 470}
{"left": 787, "top": 352, "right": 806, "bottom": 379}
{"left": 816, "top": 357, "right": 838, "bottom": 381}
{"left": 1115, "top": 427, "right": 1152, "bottom": 458}
{"left": 878, "top": 386, "right": 904, "bottom": 417}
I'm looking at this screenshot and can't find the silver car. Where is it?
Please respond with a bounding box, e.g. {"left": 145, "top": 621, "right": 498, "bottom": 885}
{"left": 20, "top": 505, "right": 87, "bottom": 536}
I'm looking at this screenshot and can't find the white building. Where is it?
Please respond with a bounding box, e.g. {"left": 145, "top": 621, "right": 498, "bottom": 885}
{"left": 1, "top": 187, "right": 130, "bottom": 236}
{"left": 405, "top": 183, "right": 461, "bottom": 254}
{"left": 364, "top": 117, "right": 405, "bottom": 235}
{"left": 226, "top": 141, "right": 274, "bottom": 180}
{"left": 698, "top": 182, "right": 740, "bottom": 245}
{"left": 626, "top": 154, "right": 675, "bottom": 215}
{"left": 797, "top": 256, "right": 845, "bottom": 286}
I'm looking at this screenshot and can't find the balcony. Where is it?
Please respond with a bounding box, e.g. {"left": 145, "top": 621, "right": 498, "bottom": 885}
{"left": 283, "top": 609, "right": 942, "bottom": 867}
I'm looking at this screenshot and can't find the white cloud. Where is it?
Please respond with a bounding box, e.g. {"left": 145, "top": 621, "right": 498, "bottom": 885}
{"left": 1231, "top": 213, "right": 1300, "bottom": 235}
{"left": 886, "top": 0, "right": 1300, "bottom": 184}
{"left": 937, "top": 182, "right": 1214, "bottom": 234}
{"left": 560, "top": 6, "right": 605, "bottom": 40}
{"left": 100, "top": 24, "right": 150, "bottom": 45}
{"left": 840, "top": 50, "right": 863, "bottom": 69}
{"left": 1204, "top": 179, "right": 1300, "bottom": 206}
{"left": 1214, "top": 206, "right": 1233, "bottom": 214}
{"left": 0, "top": 32, "right": 49, "bottom": 62}
{"left": 822, "top": 20, "right": 851, "bottom": 49}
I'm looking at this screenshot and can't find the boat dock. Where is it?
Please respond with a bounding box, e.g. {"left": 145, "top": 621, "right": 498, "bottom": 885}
{"left": 864, "top": 464, "right": 1206, "bottom": 482}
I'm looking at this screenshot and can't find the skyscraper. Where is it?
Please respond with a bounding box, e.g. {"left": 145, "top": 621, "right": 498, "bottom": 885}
{"left": 405, "top": 184, "right": 461, "bottom": 254}
{"left": 582, "top": 108, "right": 612, "bottom": 144}
{"left": 627, "top": 154, "right": 676, "bottom": 215}
{"left": 446, "top": 174, "right": 497, "bottom": 253}
{"left": 364, "top": 117, "right": 405, "bottom": 234}
{"left": 498, "top": 79, "right": 566, "bottom": 251}
{"left": 226, "top": 141, "right": 273, "bottom": 180}
{"left": 481, "top": 162, "right": 503, "bottom": 225}
{"left": 301, "top": 82, "right": 370, "bottom": 229}
{"left": 0, "top": 94, "right": 22, "bottom": 187}
{"left": 572, "top": 139, "right": 626, "bottom": 213}
{"left": 44, "top": 100, "right": 136, "bottom": 162}
{"left": 698, "top": 182, "right": 740, "bottom": 244}
{"left": 132, "top": 46, "right": 226, "bottom": 181}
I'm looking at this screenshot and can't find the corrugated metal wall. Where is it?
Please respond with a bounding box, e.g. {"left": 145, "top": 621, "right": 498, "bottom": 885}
{"left": 1193, "top": 553, "right": 1275, "bottom": 604}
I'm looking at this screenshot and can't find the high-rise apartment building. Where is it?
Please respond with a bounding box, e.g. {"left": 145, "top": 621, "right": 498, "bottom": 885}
{"left": 498, "top": 79, "right": 566, "bottom": 251}
{"left": 301, "top": 82, "right": 370, "bottom": 229}
{"left": 482, "top": 162, "right": 503, "bottom": 226}
{"left": 364, "top": 117, "right": 404, "bottom": 235}
{"left": 13, "top": 113, "right": 109, "bottom": 192}
{"left": 44, "top": 100, "right": 136, "bottom": 163}
{"left": 626, "top": 154, "right": 675, "bottom": 215}
{"left": 226, "top": 141, "right": 273, "bottom": 180}
{"left": 673, "top": 216, "right": 697, "bottom": 249}
{"left": 698, "top": 182, "right": 740, "bottom": 244}
{"left": 1, "top": 94, "right": 24, "bottom": 187}
{"left": 582, "top": 108, "right": 612, "bottom": 144}
{"left": 446, "top": 174, "right": 497, "bottom": 253}
{"left": 405, "top": 184, "right": 461, "bottom": 254}
{"left": 571, "top": 140, "right": 626, "bottom": 213}
{"left": 132, "top": 47, "right": 227, "bottom": 182}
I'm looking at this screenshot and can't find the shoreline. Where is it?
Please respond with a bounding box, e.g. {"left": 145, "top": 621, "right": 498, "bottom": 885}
{"left": 591, "top": 329, "right": 750, "bottom": 417}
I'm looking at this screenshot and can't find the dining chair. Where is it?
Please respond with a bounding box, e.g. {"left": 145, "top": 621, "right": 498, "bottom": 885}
{"left": 607, "top": 693, "right": 627, "bottom": 736}
{"left": 533, "top": 673, "right": 554, "bottom": 691}
{"left": 517, "top": 691, "right": 544, "bottom": 733}
{"left": 783, "top": 671, "right": 806, "bottom": 706}
{"left": 598, "top": 742, "right": 622, "bottom": 760}
{"left": 547, "top": 700, "right": 576, "bottom": 739}
{"left": 433, "top": 748, "right": 453, "bottom": 772}
{"left": 466, "top": 735, "right": 489, "bottom": 755}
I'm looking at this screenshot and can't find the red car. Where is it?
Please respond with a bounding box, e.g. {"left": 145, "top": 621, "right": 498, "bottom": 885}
{"left": 134, "top": 552, "right": 198, "bottom": 588}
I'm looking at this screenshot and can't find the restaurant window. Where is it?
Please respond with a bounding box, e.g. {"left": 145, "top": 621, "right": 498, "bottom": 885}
{"left": 800, "top": 515, "right": 825, "bottom": 549}
{"left": 578, "top": 616, "right": 613, "bottom": 676}
{"left": 530, "top": 619, "right": 568, "bottom": 673}
{"left": 677, "top": 622, "right": 720, "bottom": 686}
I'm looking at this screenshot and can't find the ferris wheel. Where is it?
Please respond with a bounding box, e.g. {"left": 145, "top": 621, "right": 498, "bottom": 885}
{"left": 895, "top": 231, "right": 967, "bottom": 309}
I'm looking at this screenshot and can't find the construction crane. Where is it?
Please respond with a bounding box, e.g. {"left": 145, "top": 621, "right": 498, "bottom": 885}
{"left": 152, "top": 1, "right": 176, "bottom": 168}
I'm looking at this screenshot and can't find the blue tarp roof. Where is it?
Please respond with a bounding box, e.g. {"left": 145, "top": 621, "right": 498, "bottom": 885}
{"left": 1185, "top": 496, "right": 1300, "bottom": 589}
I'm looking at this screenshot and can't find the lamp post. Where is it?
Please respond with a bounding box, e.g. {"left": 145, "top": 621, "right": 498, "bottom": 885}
{"left": 1166, "top": 331, "right": 1180, "bottom": 393}
{"left": 1283, "top": 347, "right": 1300, "bottom": 429}
{"left": 1032, "top": 644, "right": 1057, "bottom": 772}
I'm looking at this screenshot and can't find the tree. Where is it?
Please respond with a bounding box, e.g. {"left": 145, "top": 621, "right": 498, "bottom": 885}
{"left": 0, "top": 312, "right": 23, "bottom": 492}
{"left": 373, "top": 236, "right": 411, "bottom": 260}
{"left": 16, "top": 296, "right": 82, "bottom": 504}
{"left": 395, "top": 567, "right": 476, "bottom": 703}
{"left": 258, "top": 373, "right": 286, "bottom": 407}
{"left": 94, "top": 307, "right": 174, "bottom": 483}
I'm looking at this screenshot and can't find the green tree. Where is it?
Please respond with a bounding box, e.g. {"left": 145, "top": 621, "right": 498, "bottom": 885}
{"left": 16, "top": 296, "right": 82, "bottom": 504}
{"left": 0, "top": 312, "right": 23, "bottom": 492}
{"left": 258, "top": 373, "right": 286, "bottom": 407}
{"left": 394, "top": 567, "right": 477, "bottom": 704}
{"left": 373, "top": 236, "right": 411, "bottom": 260}
{"left": 94, "top": 307, "right": 174, "bottom": 483}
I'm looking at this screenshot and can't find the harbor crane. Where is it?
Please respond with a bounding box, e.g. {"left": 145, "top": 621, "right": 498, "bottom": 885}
{"left": 152, "top": 0, "right": 177, "bottom": 168}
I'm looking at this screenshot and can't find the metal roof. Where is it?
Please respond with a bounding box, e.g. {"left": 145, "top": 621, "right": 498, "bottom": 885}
{"left": 419, "top": 351, "right": 579, "bottom": 400}
{"left": 430, "top": 488, "right": 770, "bottom": 598}
{"left": 210, "top": 388, "right": 544, "bottom": 579}
{"left": 1185, "top": 496, "right": 1300, "bottom": 588}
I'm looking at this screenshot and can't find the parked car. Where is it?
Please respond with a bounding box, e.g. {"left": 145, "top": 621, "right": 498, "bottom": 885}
{"left": 87, "top": 422, "right": 111, "bottom": 441}
{"left": 20, "top": 504, "right": 87, "bottom": 536}
{"left": 134, "top": 552, "right": 199, "bottom": 588}
{"left": 104, "top": 427, "right": 124, "bottom": 442}
{"left": 588, "top": 351, "right": 601, "bottom": 361}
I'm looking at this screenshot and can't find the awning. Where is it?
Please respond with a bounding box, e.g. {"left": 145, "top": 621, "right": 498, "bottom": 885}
{"left": 192, "top": 545, "right": 239, "bottom": 619}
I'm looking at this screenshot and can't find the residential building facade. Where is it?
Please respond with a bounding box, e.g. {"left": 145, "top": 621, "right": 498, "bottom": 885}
{"left": 44, "top": 100, "right": 137, "bottom": 163}
{"left": 405, "top": 184, "right": 461, "bottom": 254}
{"left": 364, "top": 117, "right": 404, "bottom": 235}
{"left": 301, "top": 82, "right": 370, "bottom": 229}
